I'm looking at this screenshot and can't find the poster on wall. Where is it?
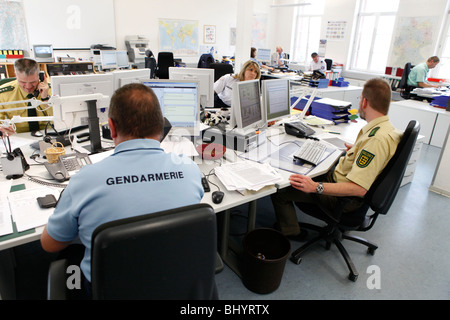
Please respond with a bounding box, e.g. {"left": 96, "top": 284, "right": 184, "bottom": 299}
{"left": 252, "top": 14, "right": 268, "bottom": 49}
{"left": 159, "top": 19, "right": 199, "bottom": 56}
{"left": 0, "top": 1, "right": 29, "bottom": 50}
{"left": 204, "top": 25, "right": 216, "bottom": 44}
{"left": 318, "top": 39, "right": 327, "bottom": 57}
{"left": 326, "top": 21, "right": 347, "bottom": 41}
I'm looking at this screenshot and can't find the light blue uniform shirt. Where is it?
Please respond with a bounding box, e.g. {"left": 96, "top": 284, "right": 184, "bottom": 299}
{"left": 46, "top": 139, "right": 204, "bottom": 282}
{"left": 407, "top": 62, "right": 429, "bottom": 87}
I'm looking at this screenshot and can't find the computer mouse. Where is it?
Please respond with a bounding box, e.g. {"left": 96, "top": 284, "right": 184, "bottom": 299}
{"left": 212, "top": 191, "right": 225, "bottom": 204}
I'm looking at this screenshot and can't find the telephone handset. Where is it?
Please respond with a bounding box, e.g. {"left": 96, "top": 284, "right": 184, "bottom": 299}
{"left": 44, "top": 153, "right": 92, "bottom": 182}
{"left": 34, "top": 71, "right": 46, "bottom": 98}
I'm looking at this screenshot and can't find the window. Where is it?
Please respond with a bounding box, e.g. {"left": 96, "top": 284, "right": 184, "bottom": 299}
{"left": 290, "top": 0, "right": 325, "bottom": 64}
{"left": 350, "top": 0, "right": 399, "bottom": 73}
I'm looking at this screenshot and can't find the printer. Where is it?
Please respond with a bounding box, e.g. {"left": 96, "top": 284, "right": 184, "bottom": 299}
{"left": 125, "top": 35, "right": 150, "bottom": 69}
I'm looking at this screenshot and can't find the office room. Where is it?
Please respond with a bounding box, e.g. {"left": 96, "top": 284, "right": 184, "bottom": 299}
{"left": 0, "top": 0, "right": 449, "bottom": 303}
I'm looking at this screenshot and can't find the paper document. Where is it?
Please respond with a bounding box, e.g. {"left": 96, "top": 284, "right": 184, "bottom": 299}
{"left": 0, "top": 195, "right": 13, "bottom": 236}
{"left": 303, "top": 115, "right": 334, "bottom": 126}
{"left": 214, "top": 161, "right": 282, "bottom": 193}
{"left": 315, "top": 97, "right": 351, "bottom": 108}
{"left": 7, "top": 186, "right": 61, "bottom": 232}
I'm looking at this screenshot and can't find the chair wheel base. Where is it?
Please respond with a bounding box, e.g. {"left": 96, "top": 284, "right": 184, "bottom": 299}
{"left": 348, "top": 273, "right": 358, "bottom": 282}
{"left": 290, "top": 255, "right": 302, "bottom": 265}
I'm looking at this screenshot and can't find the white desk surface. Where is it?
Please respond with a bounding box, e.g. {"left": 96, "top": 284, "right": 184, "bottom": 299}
{"left": 391, "top": 99, "right": 449, "bottom": 115}
{"left": 0, "top": 119, "right": 366, "bottom": 251}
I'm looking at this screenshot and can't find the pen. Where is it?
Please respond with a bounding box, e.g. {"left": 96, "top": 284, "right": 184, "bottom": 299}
{"left": 323, "top": 130, "right": 340, "bottom": 135}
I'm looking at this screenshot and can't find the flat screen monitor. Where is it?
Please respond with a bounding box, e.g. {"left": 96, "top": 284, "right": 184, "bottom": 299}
{"left": 141, "top": 79, "right": 200, "bottom": 137}
{"left": 230, "top": 80, "right": 264, "bottom": 132}
{"left": 50, "top": 74, "right": 114, "bottom": 133}
{"left": 168, "top": 67, "right": 214, "bottom": 108}
{"left": 112, "top": 69, "right": 151, "bottom": 90}
{"left": 116, "top": 50, "right": 129, "bottom": 69}
{"left": 257, "top": 48, "right": 271, "bottom": 63}
{"left": 33, "top": 44, "right": 54, "bottom": 63}
{"left": 100, "top": 50, "right": 117, "bottom": 70}
{"left": 262, "top": 79, "right": 291, "bottom": 123}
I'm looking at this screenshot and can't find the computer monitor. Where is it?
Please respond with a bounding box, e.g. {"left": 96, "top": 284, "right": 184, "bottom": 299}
{"left": 33, "top": 44, "right": 54, "bottom": 63}
{"left": 116, "top": 50, "right": 130, "bottom": 69}
{"left": 262, "top": 79, "right": 291, "bottom": 123}
{"left": 168, "top": 67, "right": 214, "bottom": 108}
{"left": 50, "top": 74, "right": 114, "bottom": 135}
{"left": 100, "top": 50, "right": 117, "bottom": 70}
{"left": 140, "top": 79, "right": 200, "bottom": 137}
{"left": 112, "top": 69, "right": 151, "bottom": 90}
{"left": 230, "top": 80, "right": 265, "bottom": 132}
{"left": 257, "top": 48, "right": 271, "bottom": 63}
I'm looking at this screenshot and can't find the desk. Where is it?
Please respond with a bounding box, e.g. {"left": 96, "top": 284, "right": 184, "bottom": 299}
{"left": 389, "top": 99, "right": 450, "bottom": 147}
{"left": 0, "top": 122, "right": 363, "bottom": 295}
{"left": 198, "top": 122, "right": 365, "bottom": 277}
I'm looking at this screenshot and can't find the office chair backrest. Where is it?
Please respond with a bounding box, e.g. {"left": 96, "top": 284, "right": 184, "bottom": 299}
{"left": 366, "top": 120, "right": 420, "bottom": 215}
{"left": 209, "top": 63, "right": 234, "bottom": 82}
{"left": 156, "top": 52, "right": 175, "bottom": 79}
{"left": 91, "top": 203, "right": 218, "bottom": 300}
{"left": 198, "top": 53, "right": 215, "bottom": 68}
{"left": 399, "top": 62, "right": 413, "bottom": 90}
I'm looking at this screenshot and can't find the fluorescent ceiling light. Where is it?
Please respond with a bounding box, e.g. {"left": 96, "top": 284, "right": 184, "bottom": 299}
{"left": 270, "top": 3, "right": 311, "bottom": 8}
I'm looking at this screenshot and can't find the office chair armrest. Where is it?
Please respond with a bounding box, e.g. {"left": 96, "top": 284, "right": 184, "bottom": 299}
{"left": 47, "top": 259, "right": 69, "bottom": 300}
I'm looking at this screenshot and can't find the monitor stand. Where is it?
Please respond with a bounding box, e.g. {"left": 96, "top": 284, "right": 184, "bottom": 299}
{"left": 82, "top": 100, "right": 104, "bottom": 154}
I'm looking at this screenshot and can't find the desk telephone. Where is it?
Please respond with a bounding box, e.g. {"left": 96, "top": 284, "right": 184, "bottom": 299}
{"left": 44, "top": 153, "right": 92, "bottom": 182}
{"left": 284, "top": 121, "right": 316, "bottom": 138}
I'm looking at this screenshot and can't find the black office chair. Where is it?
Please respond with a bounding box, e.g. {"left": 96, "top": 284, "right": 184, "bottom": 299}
{"left": 198, "top": 53, "right": 215, "bottom": 68}
{"left": 324, "top": 59, "right": 333, "bottom": 70}
{"left": 155, "top": 52, "right": 175, "bottom": 79}
{"left": 290, "top": 120, "right": 420, "bottom": 281}
{"left": 47, "top": 203, "right": 219, "bottom": 299}
{"left": 398, "top": 62, "right": 416, "bottom": 99}
{"left": 144, "top": 50, "right": 156, "bottom": 79}
{"left": 209, "top": 63, "right": 234, "bottom": 82}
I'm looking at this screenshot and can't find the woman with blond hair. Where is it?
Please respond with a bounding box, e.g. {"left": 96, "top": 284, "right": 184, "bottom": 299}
{"left": 213, "top": 60, "right": 261, "bottom": 108}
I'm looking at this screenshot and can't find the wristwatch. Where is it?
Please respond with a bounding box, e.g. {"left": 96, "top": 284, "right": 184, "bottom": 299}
{"left": 316, "top": 182, "right": 324, "bottom": 194}
{"left": 41, "top": 96, "right": 50, "bottom": 101}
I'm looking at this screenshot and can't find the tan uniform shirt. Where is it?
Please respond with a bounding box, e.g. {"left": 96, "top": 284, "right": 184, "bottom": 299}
{"left": 0, "top": 80, "right": 53, "bottom": 133}
{"left": 333, "top": 116, "right": 402, "bottom": 190}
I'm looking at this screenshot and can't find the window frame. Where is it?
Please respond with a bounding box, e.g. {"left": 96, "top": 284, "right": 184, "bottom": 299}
{"left": 349, "top": 1, "right": 399, "bottom": 74}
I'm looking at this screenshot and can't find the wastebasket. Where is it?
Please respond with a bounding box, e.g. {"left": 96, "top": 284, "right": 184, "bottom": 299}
{"left": 241, "top": 228, "right": 291, "bottom": 294}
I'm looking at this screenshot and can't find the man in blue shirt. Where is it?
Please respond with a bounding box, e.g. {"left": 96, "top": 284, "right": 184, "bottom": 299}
{"left": 407, "top": 56, "right": 440, "bottom": 88}
{"left": 41, "top": 83, "right": 204, "bottom": 287}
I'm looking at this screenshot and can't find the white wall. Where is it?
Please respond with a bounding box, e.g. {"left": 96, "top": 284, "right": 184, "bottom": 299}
{"left": 113, "top": 0, "right": 238, "bottom": 65}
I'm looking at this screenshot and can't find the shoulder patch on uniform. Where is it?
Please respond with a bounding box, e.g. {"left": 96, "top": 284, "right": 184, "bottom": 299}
{"left": 357, "top": 150, "right": 375, "bottom": 168}
{"left": 0, "top": 86, "right": 14, "bottom": 94}
{"left": 369, "top": 127, "right": 380, "bottom": 137}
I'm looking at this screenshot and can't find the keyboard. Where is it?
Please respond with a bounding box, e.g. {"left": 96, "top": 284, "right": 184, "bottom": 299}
{"left": 293, "top": 140, "right": 327, "bottom": 165}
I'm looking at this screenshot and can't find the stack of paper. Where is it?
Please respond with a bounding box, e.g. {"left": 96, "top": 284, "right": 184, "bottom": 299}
{"left": 7, "top": 186, "right": 61, "bottom": 233}
{"left": 214, "top": 161, "right": 282, "bottom": 194}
